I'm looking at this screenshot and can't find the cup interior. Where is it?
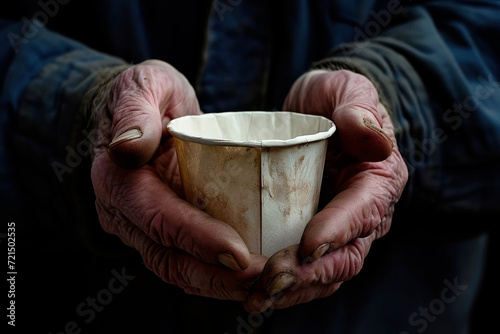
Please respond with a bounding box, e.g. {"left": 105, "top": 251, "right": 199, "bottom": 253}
{"left": 167, "top": 111, "right": 335, "bottom": 147}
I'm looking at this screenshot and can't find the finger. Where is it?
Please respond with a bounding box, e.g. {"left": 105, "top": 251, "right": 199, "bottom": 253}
{"left": 298, "top": 168, "right": 398, "bottom": 261}
{"left": 254, "top": 242, "right": 368, "bottom": 293}
{"left": 244, "top": 240, "right": 372, "bottom": 312}
{"left": 333, "top": 105, "right": 393, "bottom": 162}
{"left": 102, "top": 212, "right": 267, "bottom": 301}
{"left": 284, "top": 70, "right": 393, "bottom": 162}
{"left": 131, "top": 228, "right": 266, "bottom": 300}
{"left": 299, "top": 119, "right": 406, "bottom": 262}
{"left": 92, "top": 154, "right": 253, "bottom": 272}
{"left": 107, "top": 60, "right": 200, "bottom": 168}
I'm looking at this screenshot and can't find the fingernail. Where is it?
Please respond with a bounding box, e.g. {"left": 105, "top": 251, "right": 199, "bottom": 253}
{"left": 304, "top": 242, "right": 331, "bottom": 264}
{"left": 258, "top": 298, "right": 274, "bottom": 313}
{"left": 109, "top": 128, "right": 143, "bottom": 149}
{"left": 266, "top": 272, "right": 296, "bottom": 296}
{"left": 363, "top": 118, "right": 392, "bottom": 145}
{"left": 218, "top": 253, "right": 243, "bottom": 272}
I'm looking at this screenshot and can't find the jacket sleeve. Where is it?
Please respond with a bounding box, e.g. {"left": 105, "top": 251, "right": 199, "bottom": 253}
{"left": 0, "top": 20, "right": 130, "bottom": 254}
{"left": 313, "top": 1, "right": 500, "bottom": 213}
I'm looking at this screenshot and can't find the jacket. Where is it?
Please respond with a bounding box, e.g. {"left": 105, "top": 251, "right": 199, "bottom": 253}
{"left": 1, "top": 0, "right": 499, "bottom": 252}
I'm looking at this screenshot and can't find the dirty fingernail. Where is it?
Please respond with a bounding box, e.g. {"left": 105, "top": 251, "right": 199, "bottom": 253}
{"left": 109, "top": 128, "right": 143, "bottom": 149}
{"left": 218, "top": 253, "right": 243, "bottom": 272}
{"left": 266, "top": 272, "right": 296, "bottom": 296}
{"left": 258, "top": 298, "right": 274, "bottom": 313}
{"left": 305, "top": 242, "right": 331, "bottom": 264}
{"left": 363, "top": 118, "right": 393, "bottom": 146}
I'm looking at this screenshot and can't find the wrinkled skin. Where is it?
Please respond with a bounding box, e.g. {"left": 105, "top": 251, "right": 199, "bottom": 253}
{"left": 244, "top": 70, "right": 408, "bottom": 312}
{"left": 91, "top": 60, "right": 408, "bottom": 308}
{"left": 91, "top": 60, "right": 267, "bottom": 301}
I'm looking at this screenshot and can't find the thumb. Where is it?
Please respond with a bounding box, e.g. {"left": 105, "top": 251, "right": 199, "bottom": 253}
{"left": 108, "top": 122, "right": 161, "bottom": 169}
{"left": 106, "top": 60, "right": 199, "bottom": 168}
{"left": 285, "top": 70, "right": 393, "bottom": 162}
{"left": 325, "top": 70, "right": 393, "bottom": 162}
{"left": 333, "top": 103, "right": 393, "bottom": 162}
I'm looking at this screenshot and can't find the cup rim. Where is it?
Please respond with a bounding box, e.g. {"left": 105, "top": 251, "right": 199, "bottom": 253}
{"left": 167, "top": 111, "right": 336, "bottom": 147}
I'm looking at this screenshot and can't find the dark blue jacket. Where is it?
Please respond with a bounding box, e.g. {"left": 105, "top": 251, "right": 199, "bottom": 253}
{"left": 1, "top": 0, "right": 499, "bottom": 250}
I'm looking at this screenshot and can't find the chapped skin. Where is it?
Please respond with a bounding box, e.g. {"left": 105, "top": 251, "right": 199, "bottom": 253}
{"left": 90, "top": 61, "right": 407, "bottom": 309}
{"left": 245, "top": 70, "right": 407, "bottom": 312}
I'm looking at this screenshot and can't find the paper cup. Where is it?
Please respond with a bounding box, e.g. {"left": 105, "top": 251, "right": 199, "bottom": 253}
{"left": 167, "top": 111, "right": 335, "bottom": 257}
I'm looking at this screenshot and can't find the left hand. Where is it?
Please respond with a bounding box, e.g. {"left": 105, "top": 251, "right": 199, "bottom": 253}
{"left": 91, "top": 60, "right": 266, "bottom": 301}
{"left": 244, "top": 70, "right": 408, "bottom": 312}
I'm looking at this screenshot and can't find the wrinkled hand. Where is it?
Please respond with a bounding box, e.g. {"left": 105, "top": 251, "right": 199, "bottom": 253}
{"left": 91, "top": 60, "right": 266, "bottom": 300}
{"left": 245, "top": 70, "right": 408, "bottom": 312}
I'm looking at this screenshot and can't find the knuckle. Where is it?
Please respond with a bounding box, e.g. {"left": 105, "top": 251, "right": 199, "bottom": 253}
{"left": 342, "top": 241, "right": 367, "bottom": 280}
{"left": 147, "top": 210, "right": 175, "bottom": 247}
{"left": 323, "top": 240, "right": 367, "bottom": 283}
{"left": 145, "top": 246, "right": 183, "bottom": 287}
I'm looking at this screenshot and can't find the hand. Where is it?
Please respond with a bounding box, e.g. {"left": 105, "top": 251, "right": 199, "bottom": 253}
{"left": 91, "top": 60, "right": 266, "bottom": 300}
{"left": 244, "top": 70, "right": 408, "bottom": 312}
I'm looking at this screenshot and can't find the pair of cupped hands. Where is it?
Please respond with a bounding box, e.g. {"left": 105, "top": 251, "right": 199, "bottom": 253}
{"left": 91, "top": 60, "right": 408, "bottom": 312}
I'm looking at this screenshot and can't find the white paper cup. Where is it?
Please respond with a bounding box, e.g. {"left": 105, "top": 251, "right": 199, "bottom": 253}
{"left": 167, "top": 111, "right": 335, "bottom": 257}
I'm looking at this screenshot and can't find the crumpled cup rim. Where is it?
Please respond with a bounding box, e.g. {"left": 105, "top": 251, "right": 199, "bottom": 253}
{"left": 167, "top": 111, "right": 336, "bottom": 147}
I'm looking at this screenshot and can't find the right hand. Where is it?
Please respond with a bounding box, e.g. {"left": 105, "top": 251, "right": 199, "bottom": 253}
{"left": 90, "top": 60, "right": 267, "bottom": 300}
